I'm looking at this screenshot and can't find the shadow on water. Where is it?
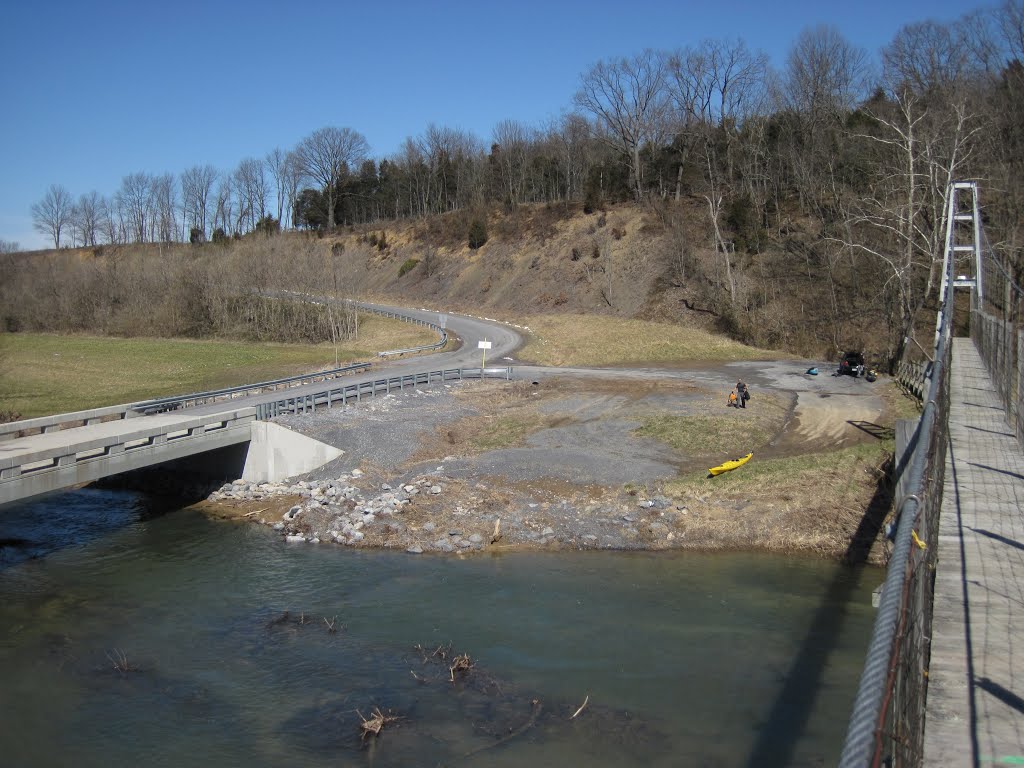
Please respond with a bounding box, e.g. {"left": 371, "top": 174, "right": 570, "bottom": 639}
{"left": 0, "top": 442, "right": 247, "bottom": 569}
{"left": 742, "top": 445, "right": 900, "bottom": 766}
{"left": 0, "top": 487, "right": 186, "bottom": 569}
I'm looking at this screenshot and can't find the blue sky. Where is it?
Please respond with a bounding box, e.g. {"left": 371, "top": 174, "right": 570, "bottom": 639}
{"left": 0, "top": 0, "right": 987, "bottom": 249}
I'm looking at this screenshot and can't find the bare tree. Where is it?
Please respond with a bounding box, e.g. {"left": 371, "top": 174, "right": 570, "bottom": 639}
{"left": 779, "top": 26, "right": 871, "bottom": 218}
{"left": 784, "top": 25, "right": 870, "bottom": 124}
{"left": 181, "top": 164, "right": 218, "bottom": 240}
{"left": 212, "top": 175, "right": 234, "bottom": 236}
{"left": 235, "top": 157, "right": 269, "bottom": 232}
{"left": 71, "top": 191, "right": 104, "bottom": 246}
{"left": 666, "top": 39, "right": 768, "bottom": 303}
{"left": 31, "top": 184, "right": 73, "bottom": 248}
{"left": 883, "top": 20, "right": 979, "bottom": 93}
{"left": 551, "top": 112, "right": 593, "bottom": 202}
{"left": 492, "top": 119, "right": 531, "bottom": 206}
{"left": 998, "top": 0, "right": 1024, "bottom": 60}
{"left": 838, "top": 19, "right": 984, "bottom": 363}
{"left": 117, "top": 173, "right": 153, "bottom": 243}
{"left": 99, "top": 195, "right": 122, "bottom": 244}
{"left": 152, "top": 173, "right": 178, "bottom": 243}
{"left": 574, "top": 50, "right": 670, "bottom": 200}
{"left": 294, "top": 126, "right": 370, "bottom": 230}
{"left": 0, "top": 240, "right": 19, "bottom": 254}
{"left": 265, "top": 148, "right": 288, "bottom": 224}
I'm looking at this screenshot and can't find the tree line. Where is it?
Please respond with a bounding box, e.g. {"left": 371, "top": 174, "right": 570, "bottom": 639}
{"left": 0, "top": 235, "right": 357, "bottom": 344}
{"left": 23, "top": 3, "right": 1024, "bottom": 360}
{"left": 29, "top": 4, "right": 1024, "bottom": 242}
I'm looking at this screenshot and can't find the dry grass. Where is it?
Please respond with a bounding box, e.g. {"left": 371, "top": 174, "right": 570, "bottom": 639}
{"left": 518, "top": 314, "right": 779, "bottom": 367}
{"left": 411, "top": 381, "right": 553, "bottom": 459}
{"left": 662, "top": 442, "right": 891, "bottom": 559}
{"left": 633, "top": 391, "right": 790, "bottom": 458}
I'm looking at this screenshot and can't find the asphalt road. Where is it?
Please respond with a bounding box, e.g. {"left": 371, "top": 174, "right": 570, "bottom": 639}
{"left": 184, "top": 302, "right": 525, "bottom": 417}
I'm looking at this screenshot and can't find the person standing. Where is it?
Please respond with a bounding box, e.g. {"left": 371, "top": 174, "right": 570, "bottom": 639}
{"left": 737, "top": 381, "right": 750, "bottom": 408}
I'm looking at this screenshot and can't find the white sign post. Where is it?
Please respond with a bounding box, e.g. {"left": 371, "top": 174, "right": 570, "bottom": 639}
{"left": 478, "top": 339, "right": 492, "bottom": 369}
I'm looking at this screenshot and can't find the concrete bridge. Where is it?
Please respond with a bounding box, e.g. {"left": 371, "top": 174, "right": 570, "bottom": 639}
{"left": 0, "top": 304, "right": 522, "bottom": 507}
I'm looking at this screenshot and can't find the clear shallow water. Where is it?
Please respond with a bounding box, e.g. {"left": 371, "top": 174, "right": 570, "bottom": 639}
{"left": 0, "top": 489, "right": 877, "bottom": 767}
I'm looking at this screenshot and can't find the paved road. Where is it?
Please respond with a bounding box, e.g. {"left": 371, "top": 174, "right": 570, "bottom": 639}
{"left": 183, "top": 303, "right": 525, "bottom": 417}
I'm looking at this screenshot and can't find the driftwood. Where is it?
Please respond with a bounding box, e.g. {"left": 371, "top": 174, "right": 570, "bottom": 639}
{"left": 450, "top": 653, "right": 473, "bottom": 681}
{"left": 571, "top": 695, "right": 589, "bottom": 719}
{"left": 358, "top": 707, "right": 401, "bottom": 740}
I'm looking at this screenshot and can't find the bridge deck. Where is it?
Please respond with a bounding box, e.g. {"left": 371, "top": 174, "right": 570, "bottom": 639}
{"left": 925, "top": 337, "right": 1024, "bottom": 766}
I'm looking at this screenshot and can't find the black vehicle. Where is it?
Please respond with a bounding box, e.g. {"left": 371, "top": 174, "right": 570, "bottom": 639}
{"left": 837, "top": 351, "right": 865, "bottom": 377}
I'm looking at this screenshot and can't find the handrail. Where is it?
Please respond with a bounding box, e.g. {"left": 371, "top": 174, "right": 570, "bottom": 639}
{"left": 839, "top": 205, "right": 957, "bottom": 767}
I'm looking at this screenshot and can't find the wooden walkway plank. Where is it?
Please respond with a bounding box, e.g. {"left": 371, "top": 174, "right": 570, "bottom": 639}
{"left": 925, "top": 337, "right": 1024, "bottom": 767}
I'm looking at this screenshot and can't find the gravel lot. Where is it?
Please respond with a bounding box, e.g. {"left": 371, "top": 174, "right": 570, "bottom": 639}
{"left": 201, "top": 362, "right": 895, "bottom": 559}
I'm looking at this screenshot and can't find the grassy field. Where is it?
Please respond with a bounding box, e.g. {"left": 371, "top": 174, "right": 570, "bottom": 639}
{"left": 518, "top": 314, "right": 780, "bottom": 367}
{"left": 0, "top": 314, "right": 437, "bottom": 418}
{"left": 633, "top": 390, "right": 790, "bottom": 458}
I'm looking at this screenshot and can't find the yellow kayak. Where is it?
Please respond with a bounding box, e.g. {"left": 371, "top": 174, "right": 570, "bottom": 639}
{"left": 708, "top": 452, "right": 752, "bottom": 476}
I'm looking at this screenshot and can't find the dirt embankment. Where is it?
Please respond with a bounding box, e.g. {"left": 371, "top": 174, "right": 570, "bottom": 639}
{"left": 201, "top": 364, "right": 907, "bottom": 563}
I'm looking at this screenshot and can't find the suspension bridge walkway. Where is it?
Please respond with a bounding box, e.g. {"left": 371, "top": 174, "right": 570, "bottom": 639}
{"left": 841, "top": 181, "right": 1024, "bottom": 767}
{"left": 924, "top": 338, "right": 1024, "bottom": 767}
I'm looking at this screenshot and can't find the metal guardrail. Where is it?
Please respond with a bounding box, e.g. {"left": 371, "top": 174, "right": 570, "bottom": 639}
{"left": 350, "top": 302, "right": 449, "bottom": 357}
{"left": 131, "top": 362, "right": 371, "bottom": 414}
{"left": 267, "top": 294, "right": 451, "bottom": 357}
{"left": 254, "top": 367, "right": 512, "bottom": 419}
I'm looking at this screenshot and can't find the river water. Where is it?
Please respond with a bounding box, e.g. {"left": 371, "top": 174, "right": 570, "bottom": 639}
{"left": 0, "top": 488, "right": 877, "bottom": 767}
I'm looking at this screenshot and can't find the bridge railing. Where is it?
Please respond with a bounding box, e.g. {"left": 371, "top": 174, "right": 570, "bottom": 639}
{"left": 0, "top": 362, "right": 372, "bottom": 442}
{"left": 253, "top": 367, "right": 512, "bottom": 419}
{"left": 895, "top": 359, "right": 929, "bottom": 402}
{"left": 130, "top": 362, "right": 371, "bottom": 415}
{"left": 0, "top": 407, "right": 256, "bottom": 487}
{"left": 971, "top": 308, "right": 1024, "bottom": 446}
{"left": 840, "top": 307, "right": 953, "bottom": 766}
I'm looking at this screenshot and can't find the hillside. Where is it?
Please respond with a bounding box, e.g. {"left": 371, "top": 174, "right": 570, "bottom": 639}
{"left": 309, "top": 199, "right": 888, "bottom": 362}
{"left": 2, "top": 199, "right": 899, "bottom": 364}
